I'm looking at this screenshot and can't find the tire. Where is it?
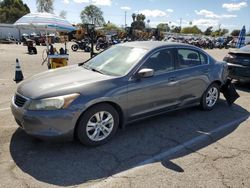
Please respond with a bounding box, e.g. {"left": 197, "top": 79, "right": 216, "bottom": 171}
{"left": 84, "top": 46, "right": 91, "bottom": 52}
{"left": 200, "top": 83, "right": 220, "bottom": 110}
{"left": 95, "top": 44, "right": 100, "bottom": 51}
{"left": 71, "top": 44, "right": 78, "bottom": 51}
{"left": 76, "top": 103, "right": 119, "bottom": 146}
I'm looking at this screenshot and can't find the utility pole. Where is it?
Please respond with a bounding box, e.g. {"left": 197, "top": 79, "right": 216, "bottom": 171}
{"left": 125, "top": 11, "right": 127, "bottom": 28}
{"left": 180, "top": 18, "right": 182, "bottom": 28}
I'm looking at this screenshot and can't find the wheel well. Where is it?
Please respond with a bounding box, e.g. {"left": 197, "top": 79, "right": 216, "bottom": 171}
{"left": 212, "top": 80, "right": 222, "bottom": 86}
{"left": 74, "top": 101, "right": 124, "bottom": 139}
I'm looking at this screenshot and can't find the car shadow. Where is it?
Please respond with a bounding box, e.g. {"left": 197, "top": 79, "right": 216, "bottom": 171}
{"left": 9, "top": 100, "right": 249, "bottom": 186}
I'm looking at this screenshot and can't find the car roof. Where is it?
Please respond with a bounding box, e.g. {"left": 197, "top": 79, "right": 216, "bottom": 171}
{"left": 119, "top": 41, "right": 195, "bottom": 50}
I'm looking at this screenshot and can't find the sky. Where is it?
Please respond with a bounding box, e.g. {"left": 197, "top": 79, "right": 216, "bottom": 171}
{"left": 23, "top": 0, "right": 250, "bottom": 32}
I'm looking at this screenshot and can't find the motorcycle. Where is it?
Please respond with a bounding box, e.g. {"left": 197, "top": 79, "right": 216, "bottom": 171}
{"left": 71, "top": 39, "right": 91, "bottom": 52}
{"left": 95, "top": 39, "right": 110, "bottom": 51}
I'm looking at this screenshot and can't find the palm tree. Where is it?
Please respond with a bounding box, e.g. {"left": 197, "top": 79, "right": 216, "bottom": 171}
{"left": 36, "top": 0, "right": 54, "bottom": 13}
{"left": 147, "top": 19, "right": 150, "bottom": 28}
{"left": 132, "top": 13, "right": 136, "bottom": 22}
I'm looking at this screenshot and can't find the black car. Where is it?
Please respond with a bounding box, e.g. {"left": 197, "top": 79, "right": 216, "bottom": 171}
{"left": 223, "top": 45, "right": 250, "bottom": 82}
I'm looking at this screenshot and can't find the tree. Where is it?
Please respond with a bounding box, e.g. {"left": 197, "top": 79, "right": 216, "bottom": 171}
{"left": 212, "top": 28, "right": 229, "bottom": 37}
{"left": 103, "top": 22, "right": 121, "bottom": 32}
{"left": 36, "top": 0, "right": 54, "bottom": 13}
{"left": 132, "top": 13, "right": 136, "bottom": 22}
{"left": 80, "top": 5, "right": 105, "bottom": 26}
{"left": 131, "top": 13, "right": 146, "bottom": 30}
{"left": 181, "top": 25, "right": 202, "bottom": 34}
{"left": 171, "top": 26, "right": 181, "bottom": 33}
{"left": 59, "top": 10, "right": 67, "bottom": 19}
{"left": 157, "top": 23, "right": 170, "bottom": 32}
{"left": 0, "top": 0, "right": 30, "bottom": 23}
{"left": 131, "top": 21, "right": 145, "bottom": 30}
{"left": 231, "top": 29, "right": 240, "bottom": 36}
{"left": 221, "top": 29, "right": 229, "bottom": 36}
{"left": 204, "top": 26, "right": 213, "bottom": 36}
{"left": 136, "top": 14, "right": 145, "bottom": 21}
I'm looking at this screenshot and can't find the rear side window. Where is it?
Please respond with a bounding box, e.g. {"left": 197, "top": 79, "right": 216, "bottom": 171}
{"left": 177, "top": 49, "right": 208, "bottom": 69}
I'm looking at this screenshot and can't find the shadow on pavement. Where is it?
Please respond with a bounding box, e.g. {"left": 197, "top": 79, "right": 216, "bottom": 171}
{"left": 9, "top": 100, "right": 249, "bottom": 186}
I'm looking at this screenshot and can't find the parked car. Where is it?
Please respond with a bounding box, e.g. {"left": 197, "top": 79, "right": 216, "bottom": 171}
{"left": 11, "top": 42, "right": 228, "bottom": 146}
{"left": 223, "top": 45, "right": 250, "bottom": 82}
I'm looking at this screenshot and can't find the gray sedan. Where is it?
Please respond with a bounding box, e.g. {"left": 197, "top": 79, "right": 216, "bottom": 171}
{"left": 11, "top": 42, "right": 228, "bottom": 146}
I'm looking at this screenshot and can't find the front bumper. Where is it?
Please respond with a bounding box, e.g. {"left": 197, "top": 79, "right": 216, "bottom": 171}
{"left": 11, "top": 97, "right": 79, "bottom": 141}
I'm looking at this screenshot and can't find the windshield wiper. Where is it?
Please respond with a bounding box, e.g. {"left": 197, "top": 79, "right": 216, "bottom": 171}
{"left": 82, "top": 64, "right": 104, "bottom": 75}
{"left": 90, "top": 68, "right": 104, "bottom": 74}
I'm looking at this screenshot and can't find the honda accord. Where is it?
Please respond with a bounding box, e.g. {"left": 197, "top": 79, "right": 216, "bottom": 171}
{"left": 11, "top": 42, "right": 228, "bottom": 146}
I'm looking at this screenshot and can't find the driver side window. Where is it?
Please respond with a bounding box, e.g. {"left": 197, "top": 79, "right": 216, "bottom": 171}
{"left": 142, "top": 49, "right": 175, "bottom": 74}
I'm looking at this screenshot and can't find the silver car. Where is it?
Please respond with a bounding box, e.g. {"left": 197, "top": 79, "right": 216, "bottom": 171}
{"left": 11, "top": 42, "right": 228, "bottom": 146}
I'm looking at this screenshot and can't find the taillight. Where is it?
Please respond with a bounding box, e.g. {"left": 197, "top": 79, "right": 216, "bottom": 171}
{"left": 226, "top": 54, "right": 234, "bottom": 59}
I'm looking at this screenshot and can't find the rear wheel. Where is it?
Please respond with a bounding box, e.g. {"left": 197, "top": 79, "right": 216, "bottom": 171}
{"left": 200, "top": 83, "right": 220, "bottom": 110}
{"left": 71, "top": 44, "right": 78, "bottom": 51}
{"left": 95, "top": 44, "right": 101, "bottom": 51}
{"left": 76, "top": 104, "right": 119, "bottom": 146}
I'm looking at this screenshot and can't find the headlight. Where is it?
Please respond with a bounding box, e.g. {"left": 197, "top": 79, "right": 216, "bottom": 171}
{"left": 27, "top": 93, "right": 80, "bottom": 110}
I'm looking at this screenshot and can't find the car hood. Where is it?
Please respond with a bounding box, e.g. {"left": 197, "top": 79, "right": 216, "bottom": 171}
{"left": 17, "top": 65, "right": 113, "bottom": 99}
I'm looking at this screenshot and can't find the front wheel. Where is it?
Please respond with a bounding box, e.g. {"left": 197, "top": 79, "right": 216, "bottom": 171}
{"left": 76, "top": 104, "right": 119, "bottom": 146}
{"left": 200, "top": 83, "right": 220, "bottom": 110}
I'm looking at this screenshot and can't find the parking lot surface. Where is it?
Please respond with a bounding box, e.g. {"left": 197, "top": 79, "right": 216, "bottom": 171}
{"left": 0, "top": 43, "right": 249, "bottom": 188}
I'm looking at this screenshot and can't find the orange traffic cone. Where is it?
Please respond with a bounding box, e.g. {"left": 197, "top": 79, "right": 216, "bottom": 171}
{"left": 14, "top": 58, "right": 24, "bottom": 83}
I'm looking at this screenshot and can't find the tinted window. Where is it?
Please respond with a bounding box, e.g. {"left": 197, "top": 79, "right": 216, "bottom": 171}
{"left": 177, "top": 49, "right": 200, "bottom": 68}
{"left": 142, "top": 49, "right": 175, "bottom": 74}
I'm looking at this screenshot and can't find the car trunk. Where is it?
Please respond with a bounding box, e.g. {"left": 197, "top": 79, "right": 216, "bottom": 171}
{"left": 228, "top": 52, "right": 250, "bottom": 66}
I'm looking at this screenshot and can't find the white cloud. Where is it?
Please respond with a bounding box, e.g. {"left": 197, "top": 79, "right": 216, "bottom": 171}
{"left": 195, "top": 9, "right": 237, "bottom": 19}
{"left": 192, "top": 19, "right": 219, "bottom": 27}
{"left": 222, "top": 1, "right": 247, "bottom": 11}
{"left": 138, "top": 9, "right": 167, "bottom": 17}
{"left": 121, "top": 6, "right": 131, "bottom": 10}
{"left": 73, "top": 0, "right": 89, "bottom": 3}
{"left": 62, "top": 0, "right": 70, "bottom": 4}
{"left": 195, "top": 9, "right": 220, "bottom": 18}
{"left": 92, "top": 0, "right": 112, "bottom": 6}
{"left": 221, "top": 14, "right": 237, "bottom": 18}
{"left": 73, "top": 0, "right": 112, "bottom": 5}
{"left": 166, "top": 9, "right": 173, "bottom": 13}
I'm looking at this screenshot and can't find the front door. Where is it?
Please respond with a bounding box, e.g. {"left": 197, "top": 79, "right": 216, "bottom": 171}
{"left": 126, "top": 48, "right": 181, "bottom": 120}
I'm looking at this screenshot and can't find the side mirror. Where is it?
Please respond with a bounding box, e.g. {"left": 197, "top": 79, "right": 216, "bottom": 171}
{"left": 138, "top": 68, "right": 154, "bottom": 78}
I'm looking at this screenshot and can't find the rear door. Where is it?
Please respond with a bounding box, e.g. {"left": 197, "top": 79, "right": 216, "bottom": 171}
{"left": 176, "top": 48, "right": 211, "bottom": 105}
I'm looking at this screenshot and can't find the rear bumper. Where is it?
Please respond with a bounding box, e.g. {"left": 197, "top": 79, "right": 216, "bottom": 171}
{"left": 11, "top": 98, "right": 79, "bottom": 141}
{"left": 227, "top": 63, "right": 250, "bottom": 82}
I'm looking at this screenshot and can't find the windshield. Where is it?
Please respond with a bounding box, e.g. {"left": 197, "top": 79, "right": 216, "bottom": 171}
{"left": 83, "top": 45, "right": 148, "bottom": 76}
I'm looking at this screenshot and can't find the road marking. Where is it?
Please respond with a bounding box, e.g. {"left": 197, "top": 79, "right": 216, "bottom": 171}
{"left": 0, "top": 107, "right": 10, "bottom": 111}
{"left": 91, "top": 115, "right": 250, "bottom": 188}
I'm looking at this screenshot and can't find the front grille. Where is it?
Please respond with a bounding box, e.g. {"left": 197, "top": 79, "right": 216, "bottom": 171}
{"left": 14, "top": 94, "right": 27, "bottom": 107}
